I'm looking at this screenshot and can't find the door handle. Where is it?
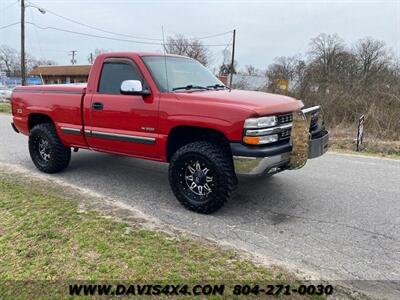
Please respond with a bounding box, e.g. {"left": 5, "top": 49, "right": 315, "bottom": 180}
{"left": 92, "top": 102, "right": 103, "bottom": 110}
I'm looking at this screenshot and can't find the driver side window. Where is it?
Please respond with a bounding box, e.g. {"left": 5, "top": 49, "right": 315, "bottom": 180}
{"left": 98, "top": 61, "right": 144, "bottom": 95}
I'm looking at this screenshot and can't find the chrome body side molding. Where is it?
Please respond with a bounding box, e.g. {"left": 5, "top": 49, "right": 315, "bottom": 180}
{"left": 60, "top": 127, "right": 81, "bottom": 135}
{"left": 84, "top": 130, "right": 156, "bottom": 145}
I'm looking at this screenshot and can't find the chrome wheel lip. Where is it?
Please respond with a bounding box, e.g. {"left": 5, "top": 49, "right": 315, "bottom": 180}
{"left": 184, "top": 160, "right": 213, "bottom": 196}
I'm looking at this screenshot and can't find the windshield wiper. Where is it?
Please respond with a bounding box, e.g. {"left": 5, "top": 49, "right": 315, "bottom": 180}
{"left": 207, "top": 84, "right": 227, "bottom": 90}
{"left": 172, "top": 85, "right": 210, "bottom": 91}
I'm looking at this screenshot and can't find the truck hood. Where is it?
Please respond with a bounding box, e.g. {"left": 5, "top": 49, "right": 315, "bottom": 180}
{"left": 174, "top": 89, "right": 303, "bottom": 116}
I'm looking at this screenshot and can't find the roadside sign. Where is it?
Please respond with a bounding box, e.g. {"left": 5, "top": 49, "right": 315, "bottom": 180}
{"left": 356, "top": 115, "right": 365, "bottom": 151}
{"left": 277, "top": 79, "right": 288, "bottom": 91}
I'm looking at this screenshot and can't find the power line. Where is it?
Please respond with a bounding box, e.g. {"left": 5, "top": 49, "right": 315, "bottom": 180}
{"left": 26, "top": 0, "right": 163, "bottom": 41}
{"left": 165, "top": 30, "right": 233, "bottom": 40}
{"left": 26, "top": 0, "right": 232, "bottom": 42}
{"left": 0, "top": 21, "right": 20, "bottom": 30}
{"left": 190, "top": 30, "right": 233, "bottom": 40}
{"left": 25, "top": 22, "right": 165, "bottom": 45}
{"left": 25, "top": 22, "right": 232, "bottom": 47}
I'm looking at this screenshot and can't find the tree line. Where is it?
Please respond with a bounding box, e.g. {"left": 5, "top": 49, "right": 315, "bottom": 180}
{"left": 260, "top": 34, "right": 399, "bottom": 139}
{"left": 0, "top": 45, "right": 57, "bottom": 77}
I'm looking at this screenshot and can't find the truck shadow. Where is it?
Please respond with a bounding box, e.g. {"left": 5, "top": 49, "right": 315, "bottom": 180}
{"left": 227, "top": 175, "right": 300, "bottom": 224}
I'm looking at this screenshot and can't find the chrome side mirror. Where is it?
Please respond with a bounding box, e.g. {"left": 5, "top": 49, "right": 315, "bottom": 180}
{"left": 120, "top": 80, "right": 150, "bottom": 96}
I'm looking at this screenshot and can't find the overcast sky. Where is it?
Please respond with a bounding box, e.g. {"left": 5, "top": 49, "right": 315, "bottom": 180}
{"left": 1, "top": 0, "right": 399, "bottom": 70}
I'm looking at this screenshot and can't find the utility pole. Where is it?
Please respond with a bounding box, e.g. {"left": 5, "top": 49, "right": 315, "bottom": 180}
{"left": 70, "top": 50, "right": 77, "bottom": 65}
{"left": 21, "top": 0, "right": 26, "bottom": 86}
{"left": 229, "top": 29, "right": 236, "bottom": 88}
{"left": 89, "top": 53, "right": 94, "bottom": 64}
{"left": 20, "top": 1, "right": 45, "bottom": 86}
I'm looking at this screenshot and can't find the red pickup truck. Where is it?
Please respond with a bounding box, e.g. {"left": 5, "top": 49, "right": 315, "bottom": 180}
{"left": 11, "top": 52, "right": 328, "bottom": 213}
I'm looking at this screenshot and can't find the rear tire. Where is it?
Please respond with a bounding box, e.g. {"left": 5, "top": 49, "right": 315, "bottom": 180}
{"left": 29, "top": 123, "right": 71, "bottom": 173}
{"left": 169, "top": 141, "right": 235, "bottom": 214}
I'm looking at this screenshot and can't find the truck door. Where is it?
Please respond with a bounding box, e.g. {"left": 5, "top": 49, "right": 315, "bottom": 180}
{"left": 84, "top": 58, "right": 159, "bottom": 159}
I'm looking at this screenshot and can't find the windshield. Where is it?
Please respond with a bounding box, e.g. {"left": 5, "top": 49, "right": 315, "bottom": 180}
{"left": 142, "top": 56, "right": 224, "bottom": 92}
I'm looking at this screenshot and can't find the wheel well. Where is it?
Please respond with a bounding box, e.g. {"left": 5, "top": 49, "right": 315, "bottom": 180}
{"left": 28, "top": 113, "right": 54, "bottom": 131}
{"left": 166, "top": 126, "right": 231, "bottom": 161}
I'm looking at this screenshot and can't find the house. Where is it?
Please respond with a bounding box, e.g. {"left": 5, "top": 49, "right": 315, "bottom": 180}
{"left": 29, "top": 65, "right": 91, "bottom": 84}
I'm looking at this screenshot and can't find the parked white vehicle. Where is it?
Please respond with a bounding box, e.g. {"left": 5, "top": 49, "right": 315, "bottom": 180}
{"left": 0, "top": 87, "right": 13, "bottom": 102}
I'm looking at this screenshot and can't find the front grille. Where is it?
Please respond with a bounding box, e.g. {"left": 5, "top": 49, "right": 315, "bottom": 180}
{"left": 278, "top": 113, "right": 293, "bottom": 124}
{"left": 278, "top": 111, "right": 318, "bottom": 131}
{"left": 279, "top": 128, "right": 291, "bottom": 140}
{"left": 310, "top": 112, "right": 319, "bottom": 131}
{"left": 277, "top": 113, "right": 293, "bottom": 142}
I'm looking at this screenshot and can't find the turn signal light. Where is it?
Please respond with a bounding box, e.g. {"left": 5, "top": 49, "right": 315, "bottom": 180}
{"left": 243, "top": 134, "right": 279, "bottom": 145}
{"left": 243, "top": 136, "right": 260, "bottom": 145}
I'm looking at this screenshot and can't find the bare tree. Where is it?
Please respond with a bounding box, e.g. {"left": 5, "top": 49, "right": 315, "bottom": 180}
{"left": 217, "top": 48, "right": 236, "bottom": 76}
{"left": 164, "top": 34, "right": 209, "bottom": 66}
{"left": 0, "top": 45, "right": 19, "bottom": 76}
{"left": 33, "top": 59, "right": 57, "bottom": 66}
{"left": 242, "top": 65, "right": 263, "bottom": 76}
{"left": 354, "top": 38, "right": 389, "bottom": 82}
{"left": 0, "top": 45, "right": 55, "bottom": 76}
{"left": 28, "top": 58, "right": 57, "bottom": 74}
{"left": 265, "top": 56, "right": 302, "bottom": 93}
{"left": 308, "top": 33, "right": 345, "bottom": 88}
{"left": 219, "top": 61, "right": 237, "bottom": 76}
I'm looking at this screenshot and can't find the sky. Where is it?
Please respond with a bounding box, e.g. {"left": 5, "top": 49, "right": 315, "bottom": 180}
{"left": 1, "top": 0, "right": 399, "bottom": 71}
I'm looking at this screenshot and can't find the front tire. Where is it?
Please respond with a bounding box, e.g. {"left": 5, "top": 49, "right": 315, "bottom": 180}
{"left": 29, "top": 123, "right": 71, "bottom": 173}
{"left": 169, "top": 141, "right": 235, "bottom": 214}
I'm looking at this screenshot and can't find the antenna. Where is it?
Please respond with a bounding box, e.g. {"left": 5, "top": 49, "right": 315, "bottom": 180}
{"left": 161, "top": 26, "right": 169, "bottom": 92}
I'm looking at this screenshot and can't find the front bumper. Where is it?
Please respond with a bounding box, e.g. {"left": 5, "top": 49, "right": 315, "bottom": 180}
{"left": 232, "top": 106, "right": 329, "bottom": 175}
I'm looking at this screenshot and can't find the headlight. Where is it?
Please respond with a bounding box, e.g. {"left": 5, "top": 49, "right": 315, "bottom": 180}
{"left": 243, "top": 115, "right": 279, "bottom": 145}
{"left": 244, "top": 116, "right": 277, "bottom": 128}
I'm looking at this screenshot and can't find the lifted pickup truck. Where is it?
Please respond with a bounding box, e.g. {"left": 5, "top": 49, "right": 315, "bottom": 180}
{"left": 11, "top": 52, "right": 328, "bottom": 214}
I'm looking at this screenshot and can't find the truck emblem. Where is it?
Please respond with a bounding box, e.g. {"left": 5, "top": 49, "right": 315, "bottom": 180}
{"left": 141, "top": 127, "right": 155, "bottom": 132}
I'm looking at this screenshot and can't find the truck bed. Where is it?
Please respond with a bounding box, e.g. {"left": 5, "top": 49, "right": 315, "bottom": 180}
{"left": 12, "top": 84, "right": 88, "bottom": 148}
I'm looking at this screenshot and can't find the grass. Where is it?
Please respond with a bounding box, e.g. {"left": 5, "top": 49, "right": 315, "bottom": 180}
{"left": 0, "top": 102, "right": 11, "bottom": 114}
{"left": 328, "top": 127, "right": 400, "bottom": 159}
{"left": 0, "top": 172, "right": 331, "bottom": 299}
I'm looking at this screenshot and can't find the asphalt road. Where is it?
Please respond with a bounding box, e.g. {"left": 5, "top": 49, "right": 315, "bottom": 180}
{"left": 1, "top": 114, "right": 399, "bottom": 297}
